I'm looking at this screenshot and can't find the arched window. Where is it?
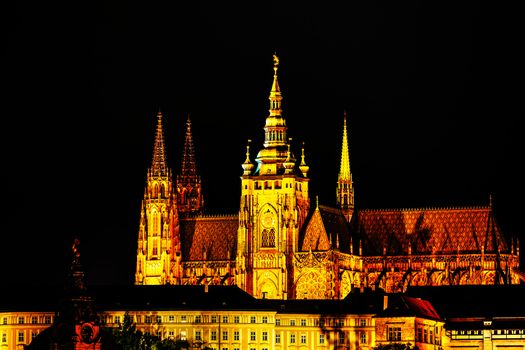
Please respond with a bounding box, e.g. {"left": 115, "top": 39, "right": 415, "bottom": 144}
{"left": 262, "top": 230, "right": 269, "bottom": 247}
{"left": 152, "top": 211, "right": 159, "bottom": 236}
{"left": 268, "top": 228, "right": 275, "bottom": 247}
{"left": 261, "top": 229, "right": 276, "bottom": 248}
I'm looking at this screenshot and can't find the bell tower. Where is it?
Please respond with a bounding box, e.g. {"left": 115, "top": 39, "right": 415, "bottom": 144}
{"left": 236, "top": 54, "right": 310, "bottom": 299}
{"left": 135, "top": 111, "right": 181, "bottom": 285}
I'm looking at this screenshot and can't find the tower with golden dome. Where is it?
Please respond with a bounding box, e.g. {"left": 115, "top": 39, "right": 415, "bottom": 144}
{"left": 236, "top": 54, "right": 311, "bottom": 299}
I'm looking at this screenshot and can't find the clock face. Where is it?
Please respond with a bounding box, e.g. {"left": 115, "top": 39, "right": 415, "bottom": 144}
{"left": 261, "top": 212, "right": 274, "bottom": 228}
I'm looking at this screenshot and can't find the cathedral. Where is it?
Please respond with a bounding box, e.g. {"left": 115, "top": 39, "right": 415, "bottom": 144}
{"left": 134, "top": 54, "right": 522, "bottom": 299}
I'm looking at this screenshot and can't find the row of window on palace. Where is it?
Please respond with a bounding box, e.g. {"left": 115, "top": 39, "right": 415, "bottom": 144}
{"left": 415, "top": 326, "right": 442, "bottom": 345}
{"left": 386, "top": 325, "right": 442, "bottom": 345}
{"left": 1, "top": 329, "right": 369, "bottom": 346}
{"left": 451, "top": 329, "right": 525, "bottom": 337}
{"left": 99, "top": 314, "right": 371, "bottom": 328}
{"left": 161, "top": 329, "right": 368, "bottom": 346}
{"left": 1, "top": 315, "right": 53, "bottom": 325}
{"left": 1, "top": 330, "right": 39, "bottom": 344}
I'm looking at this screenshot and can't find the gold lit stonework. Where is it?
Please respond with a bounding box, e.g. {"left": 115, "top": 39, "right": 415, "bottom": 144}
{"left": 134, "top": 55, "right": 522, "bottom": 299}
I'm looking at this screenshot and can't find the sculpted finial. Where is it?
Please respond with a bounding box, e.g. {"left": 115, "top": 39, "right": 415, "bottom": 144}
{"left": 273, "top": 53, "right": 279, "bottom": 67}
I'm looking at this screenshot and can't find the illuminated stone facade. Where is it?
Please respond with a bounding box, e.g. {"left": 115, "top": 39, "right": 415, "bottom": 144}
{"left": 5, "top": 285, "right": 525, "bottom": 350}
{"left": 134, "top": 54, "right": 522, "bottom": 298}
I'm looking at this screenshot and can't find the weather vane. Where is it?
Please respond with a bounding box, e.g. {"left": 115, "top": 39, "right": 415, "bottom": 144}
{"left": 273, "top": 53, "right": 279, "bottom": 67}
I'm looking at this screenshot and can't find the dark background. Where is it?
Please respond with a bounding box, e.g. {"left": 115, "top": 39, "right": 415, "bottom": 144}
{"left": 2, "top": 2, "right": 522, "bottom": 287}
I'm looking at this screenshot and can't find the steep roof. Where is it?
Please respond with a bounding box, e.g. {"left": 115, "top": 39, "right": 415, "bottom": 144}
{"left": 92, "top": 285, "right": 265, "bottom": 311}
{"left": 263, "top": 288, "right": 385, "bottom": 315}
{"left": 355, "top": 207, "right": 507, "bottom": 255}
{"left": 300, "top": 205, "right": 353, "bottom": 253}
{"left": 375, "top": 294, "right": 441, "bottom": 321}
{"left": 406, "top": 285, "right": 525, "bottom": 320}
{"left": 301, "top": 207, "right": 331, "bottom": 251}
{"left": 180, "top": 216, "right": 238, "bottom": 261}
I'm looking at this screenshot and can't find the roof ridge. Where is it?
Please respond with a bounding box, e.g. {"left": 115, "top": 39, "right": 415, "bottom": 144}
{"left": 359, "top": 206, "right": 491, "bottom": 212}
{"left": 179, "top": 214, "right": 239, "bottom": 222}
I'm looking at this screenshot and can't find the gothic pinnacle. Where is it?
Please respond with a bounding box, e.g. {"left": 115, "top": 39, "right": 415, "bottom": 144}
{"left": 151, "top": 110, "right": 168, "bottom": 177}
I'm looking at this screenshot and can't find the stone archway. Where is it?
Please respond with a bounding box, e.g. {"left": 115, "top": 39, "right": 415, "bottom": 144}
{"left": 258, "top": 278, "right": 278, "bottom": 299}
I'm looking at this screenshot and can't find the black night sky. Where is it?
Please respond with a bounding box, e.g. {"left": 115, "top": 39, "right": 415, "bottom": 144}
{"left": 2, "top": 2, "right": 523, "bottom": 287}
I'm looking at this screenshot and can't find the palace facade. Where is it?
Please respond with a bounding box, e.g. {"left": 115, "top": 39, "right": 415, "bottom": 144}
{"left": 3, "top": 243, "right": 525, "bottom": 350}
{"left": 134, "top": 55, "right": 522, "bottom": 299}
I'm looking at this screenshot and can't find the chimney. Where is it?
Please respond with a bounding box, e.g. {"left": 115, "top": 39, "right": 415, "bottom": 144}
{"left": 383, "top": 295, "right": 389, "bottom": 310}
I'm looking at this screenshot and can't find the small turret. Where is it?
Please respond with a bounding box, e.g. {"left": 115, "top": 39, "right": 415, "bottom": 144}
{"left": 242, "top": 139, "right": 255, "bottom": 175}
{"left": 299, "top": 142, "right": 309, "bottom": 177}
{"left": 283, "top": 139, "right": 295, "bottom": 174}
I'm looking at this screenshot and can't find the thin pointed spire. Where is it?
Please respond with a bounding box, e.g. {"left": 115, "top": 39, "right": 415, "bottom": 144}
{"left": 256, "top": 54, "right": 289, "bottom": 174}
{"left": 269, "top": 53, "right": 283, "bottom": 117}
{"left": 242, "top": 139, "right": 255, "bottom": 175}
{"left": 151, "top": 110, "right": 169, "bottom": 177}
{"left": 177, "top": 113, "right": 204, "bottom": 215}
{"left": 339, "top": 111, "right": 352, "bottom": 181}
{"left": 181, "top": 113, "right": 198, "bottom": 177}
{"left": 244, "top": 139, "right": 252, "bottom": 163}
{"left": 337, "top": 111, "right": 354, "bottom": 220}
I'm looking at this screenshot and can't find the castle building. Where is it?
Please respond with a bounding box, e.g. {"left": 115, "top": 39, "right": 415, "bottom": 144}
{"left": 4, "top": 242, "right": 525, "bottom": 350}
{"left": 134, "top": 54, "right": 522, "bottom": 298}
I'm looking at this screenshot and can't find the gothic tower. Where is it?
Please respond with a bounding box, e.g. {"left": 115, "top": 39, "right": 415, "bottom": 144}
{"left": 135, "top": 111, "right": 181, "bottom": 285}
{"left": 177, "top": 114, "right": 204, "bottom": 216}
{"left": 236, "top": 54, "right": 310, "bottom": 299}
{"left": 337, "top": 112, "right": 354, "bottom": 221}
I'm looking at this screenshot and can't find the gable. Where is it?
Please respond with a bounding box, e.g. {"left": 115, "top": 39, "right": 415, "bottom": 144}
{"left": 300, "top": 208, "right": 331, "bottom": 251}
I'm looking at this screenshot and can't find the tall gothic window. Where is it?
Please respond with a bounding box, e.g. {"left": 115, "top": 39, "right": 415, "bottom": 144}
{"left": 262, "top": 229, "right": 269, "bottom": 247}
{"left": 262, "top": 229, "right": 276, "bottom": 248}
{"left": 152, "top": 211, "right": 159, "bottom": 236}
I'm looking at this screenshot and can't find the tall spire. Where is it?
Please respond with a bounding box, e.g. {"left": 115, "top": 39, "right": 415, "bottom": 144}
{"left": 151, "top": 110, "right": 169, "bottom": 177}
{"left": 262, "top": 53, "right": 287, "bottom": 149}
{"left": 137, "top": 110, "right": 180, "bottom": 285}
{"left": 337, "top": 111, "right": 354, "bottom": 221}
{"left": 177, "top": 113, "right": 204, "bottom": 215}
{"left": 255, "top": 53, "right": 290, "bottom": 176}
{"left": 269, "top": 53, "right": 282, "bottom": 117}
{"left": 180, "top": 114, "right": 198, "bottom": 177}
{"left": 339, "top": 111, "right": 352, "bottom": 181}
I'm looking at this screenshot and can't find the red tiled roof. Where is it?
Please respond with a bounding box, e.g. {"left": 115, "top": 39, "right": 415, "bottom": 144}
{"left": 402, "top": 296, "right": 441, "bottom": 320}
{"left": 378, "top": 295, "right": 442, "bottom": 320}
{"left": 356, "top": 207, "right": 507, "bottom": 255}
{"left": 180, "top": 216, "right": 238, "bottom": 261}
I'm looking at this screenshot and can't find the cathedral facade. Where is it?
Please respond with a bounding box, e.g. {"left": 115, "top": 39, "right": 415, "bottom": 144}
{"left": 134, "top": 55, "right": 521, "bottom": 299}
